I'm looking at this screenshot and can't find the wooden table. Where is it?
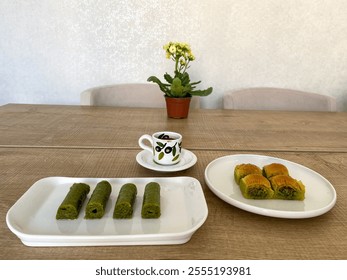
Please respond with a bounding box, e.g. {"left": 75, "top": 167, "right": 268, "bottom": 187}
{"left": 1, "top": 104, "right": 346, "bottom": 152}
{"left": 1, "top": 104, "right": 346, "bottom": 260}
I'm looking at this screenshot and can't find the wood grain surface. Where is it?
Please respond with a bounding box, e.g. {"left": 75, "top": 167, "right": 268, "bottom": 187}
{"left": 1, "top": 104, "right": 346, "bottom": 152}
{"left": 1, "top": 147, "right": 346, "bottom": 260}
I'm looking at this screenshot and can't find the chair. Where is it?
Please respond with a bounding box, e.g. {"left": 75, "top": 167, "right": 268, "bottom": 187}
{"left": 223, "top": 87, "right": 337, "bottom": 112}
{"left": 80, "top": 83, "right": 200, "bottom": 109}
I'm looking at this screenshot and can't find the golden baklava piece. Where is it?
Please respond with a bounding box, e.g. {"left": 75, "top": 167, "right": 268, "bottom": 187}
{"left": 269, "top": 175, "right": 305, "bottom": 200}
{"left": 239, "top": 174, "right": 274, "bottom": 199}
{"left": 234, "top": 163, "right": 262, "bottom": 185}
{"left": 262, "top": 163, "right": 289, "bottom": 179}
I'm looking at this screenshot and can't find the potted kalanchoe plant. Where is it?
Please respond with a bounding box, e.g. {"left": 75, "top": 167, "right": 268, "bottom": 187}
{"left": 147, "top": 42, "right": 213, "bottom": 118}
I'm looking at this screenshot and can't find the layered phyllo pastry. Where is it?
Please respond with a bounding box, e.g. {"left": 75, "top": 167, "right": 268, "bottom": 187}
{"left": 239, "top": 174, "right": 274, "bottom": 199}
{"left": 234, "top": 163, "right": 262, "bottom": 185}
{"left": 263, "top": 163, "right": 289, "bottom": 179}
{"left": 269, "top": 175, "right": 305, "bottom": 200}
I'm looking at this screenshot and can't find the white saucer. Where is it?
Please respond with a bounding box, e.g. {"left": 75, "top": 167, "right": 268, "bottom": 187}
{"left": 136, "top": 148, "right": 197, "bottom": 172}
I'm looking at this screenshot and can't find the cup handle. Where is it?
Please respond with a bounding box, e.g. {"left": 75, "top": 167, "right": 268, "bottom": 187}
{"left": 138, "top": 134, "right": 153, "bottom": 153}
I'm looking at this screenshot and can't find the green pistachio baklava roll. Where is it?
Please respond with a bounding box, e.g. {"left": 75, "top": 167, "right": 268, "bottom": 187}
{"left": 85, "top": 180, "right": 112, "bottom": 219}
{"left": 239, "top": 174, "right": 274, "bottom": 199}
{"left": 234, "top": 163, "right": 262, "bottom": 185}
{"left": 269, "top": 175, "right": 305, "bottom": 200}
{"left": 56, "top": 183, "right": 90, "bottom": 219}
{"left": 141, "top": 182, "right": 161, "bottom": 219}
{"left": 113, "top": 183, "right": 137, "bottom": 219}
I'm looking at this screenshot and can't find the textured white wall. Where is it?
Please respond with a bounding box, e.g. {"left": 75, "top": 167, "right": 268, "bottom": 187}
{"left": 1, "top": 0, "right": 347, "bottom": 110}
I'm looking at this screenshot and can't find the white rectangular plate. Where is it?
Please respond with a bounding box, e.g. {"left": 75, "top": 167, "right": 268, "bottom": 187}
{"left": 6, "top": 176, "right": 208, "bottom": 246}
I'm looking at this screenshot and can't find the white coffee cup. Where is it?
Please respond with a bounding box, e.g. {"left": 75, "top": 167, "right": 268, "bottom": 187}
{"left": 138, "top": 131, "right": 182, "bottom": 165}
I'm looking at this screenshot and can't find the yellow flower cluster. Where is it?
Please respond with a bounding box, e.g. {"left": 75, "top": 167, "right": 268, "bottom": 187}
{"left": 163, "top": 42, "right": 195, "bottom": 60}
{"left": 147, "top": 41, "right": 213, "bottom": 98}
{"left": 163, "top": 42, "right": 195, "bottom": 73}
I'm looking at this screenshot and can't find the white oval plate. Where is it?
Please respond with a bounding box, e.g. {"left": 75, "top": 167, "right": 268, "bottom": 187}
{"left": 136, "top": 148, "right": 197, "bottom": 172}
{"left": 204, "top": 154, "right": 336, "bottom": 219}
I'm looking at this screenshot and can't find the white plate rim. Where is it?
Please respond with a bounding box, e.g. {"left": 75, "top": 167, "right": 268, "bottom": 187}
{"left": 6, "top": 176, "right": 208, "bottom": 246}
{"left": 136, "top": 148, "right": 197, "bottom": 172}
{"left": 204, "top": 154, "right": 337, "bottom": 219}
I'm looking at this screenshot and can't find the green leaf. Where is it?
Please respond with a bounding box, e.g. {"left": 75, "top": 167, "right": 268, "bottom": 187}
{"left": 190, "top": 87, "right": 213, "bottom": 96}
{"left": 159, "top": 152, "right": 164, "bottom": 160}
{"left": 172, "top": 146, "right": 176, "bottom": 156}
{"left": 170, "top": 77, "right": 185, "bottom": 97}
{"left": 190, "top": 80, "right": 201, "bottom": 86}
{"left": 147, "top": 76, "right": 170, "bottom": 95}
{"left": 156, "top": 142, "right": 164, "bottom": 148}
{"left": 164, "top": 73, "right": 173, "bottom": 84}
{"left": 172, "top": 155, "right": 180, "bottom": 162}
{"left": 180, "top": 72, "right": 190, "bottom": 86}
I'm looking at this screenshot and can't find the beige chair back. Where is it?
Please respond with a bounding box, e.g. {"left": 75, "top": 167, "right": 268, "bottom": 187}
{"left": 223, "top": 88, "right": 337, "bottom": 112}
{"left": 80, "top": 83, "right": 200, "bottom": 109}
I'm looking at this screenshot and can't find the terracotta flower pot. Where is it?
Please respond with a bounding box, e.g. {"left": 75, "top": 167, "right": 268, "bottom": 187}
{"left": 165, "top": 96, "right": 191, "bottom": 119}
